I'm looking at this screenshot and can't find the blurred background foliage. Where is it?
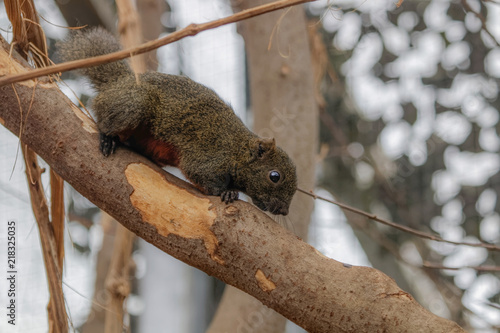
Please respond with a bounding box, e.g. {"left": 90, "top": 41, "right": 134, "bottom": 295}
{"left": 1, "top": 0, "right": 500, "bottom": 331}
{"left": 308, "top": 0, "right": 500, "bottom": 330}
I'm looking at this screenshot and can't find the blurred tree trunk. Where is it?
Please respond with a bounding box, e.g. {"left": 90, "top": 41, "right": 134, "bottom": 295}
{"left": 137, "top": 0, "right": 166, "bottom": 71}
{"left": 81, "top": 213, "right": 116, "bottom": 333}
{"left": 208, "top": 2, "right": 318, "bottom": 332}
{"left": 239, "top": 2, "right": 318, "bottom": 240}
{"left": 56, "top": 0, "right": 116, "bottom": 33}
{"left": 69, "top": 1, "right": 165, "bottom": 331}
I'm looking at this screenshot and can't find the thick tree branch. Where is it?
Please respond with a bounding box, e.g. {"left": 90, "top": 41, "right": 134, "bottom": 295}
{"left": 0, "top": 36, "right": 465, "bottom": 333}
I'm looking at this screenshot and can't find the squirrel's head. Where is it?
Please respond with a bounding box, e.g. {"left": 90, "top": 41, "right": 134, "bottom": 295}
{"left": 240, "top": 138, "right": 297, "bottom": 215}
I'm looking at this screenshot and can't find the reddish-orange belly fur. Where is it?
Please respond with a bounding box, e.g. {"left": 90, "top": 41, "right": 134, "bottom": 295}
{"left": 122, "top": 125, "right": 180, "bottom": 167}
{"left": 142, "top": 136, "right": 180, "bottom": 166}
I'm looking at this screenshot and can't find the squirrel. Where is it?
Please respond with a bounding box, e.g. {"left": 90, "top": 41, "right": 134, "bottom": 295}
{"left": 57, "top": 27, "right": 297, "bottom": 215}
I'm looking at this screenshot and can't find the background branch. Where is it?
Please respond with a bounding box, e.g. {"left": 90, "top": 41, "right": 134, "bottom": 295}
{"left": 0, "top": 0, "right": 314, "bottom": 87}
{"left": 298, "top": 188, "right": 500, "bottom": 251}
{"left": 4, "top": 0, "right": 68, "bottom": 331}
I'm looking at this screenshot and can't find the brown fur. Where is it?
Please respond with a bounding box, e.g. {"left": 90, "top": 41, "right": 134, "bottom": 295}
{"left": 57, "top": 27, "right": 297, "bottom": 215}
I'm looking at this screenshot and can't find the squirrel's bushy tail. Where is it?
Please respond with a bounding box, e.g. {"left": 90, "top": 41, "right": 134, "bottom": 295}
{"left": 57, "top": 27, "right": 132, "bottom": 90}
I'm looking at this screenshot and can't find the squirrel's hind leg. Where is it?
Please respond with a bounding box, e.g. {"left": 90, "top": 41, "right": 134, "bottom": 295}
{"left": 93, "top": 87, "right": 146, "bottom": 136}
{"left": 92, "top": 78, "right": 149, "bottom": 156}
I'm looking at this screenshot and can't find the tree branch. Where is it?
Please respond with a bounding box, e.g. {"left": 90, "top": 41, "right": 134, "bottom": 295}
{"left": 0, "top": 35, "right": 465, "bottom": 333}
{"left": 0, "top": 0, "right": 313, "bottom": 87}
{"left": 22, "top": 144, "right": 67, "bottom": 333}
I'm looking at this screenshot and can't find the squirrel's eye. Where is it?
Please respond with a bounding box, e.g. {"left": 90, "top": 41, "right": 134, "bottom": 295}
{"left": 269, "top": 170, "right": 281, "bottom": 183}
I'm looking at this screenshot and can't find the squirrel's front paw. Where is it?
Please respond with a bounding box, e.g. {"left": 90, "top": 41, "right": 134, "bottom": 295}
{"left": 99, "top": 133, "right": 119, "bottom": 157}
{"left": 221, "top": 190, "right": 239, "bottom": 204}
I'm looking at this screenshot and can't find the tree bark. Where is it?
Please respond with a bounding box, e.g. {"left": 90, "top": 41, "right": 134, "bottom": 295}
{"left": 0, "top": 35, "right": 465, "bottom": 333}
{"left": 55, "top": 0, "right": 116, "bottom": 33}
{"left": 81, "top": 213, "right": 116, "bottom": 333}
{"left": 104, "top": 223, "right": 134, "bottom": 333}
{"left": 22, "top": 145, "right": 68, "bottom": 333}
{"left": 209, "top": 2, "right": 318, "bottom": 332}
{"left": 4, "top": 0, "right": 68, "bottom": 331}
{"left": 208, "top": 286, "right": 285, "bottom": 333}
{"left": 137, "top": 0, "right": 166, "bottom": 71}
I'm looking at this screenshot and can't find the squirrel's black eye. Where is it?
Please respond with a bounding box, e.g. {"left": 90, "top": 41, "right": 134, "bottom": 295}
{"left": 269, "top": 170, "right": 280, "bottom": 183}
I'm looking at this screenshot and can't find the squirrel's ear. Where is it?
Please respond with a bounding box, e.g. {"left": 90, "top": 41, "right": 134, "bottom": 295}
{"left": 257, "top": 138, "right": 276, "bottom": 158}
{"left": 248, "top": 138, "right": 276, "bottom": 162}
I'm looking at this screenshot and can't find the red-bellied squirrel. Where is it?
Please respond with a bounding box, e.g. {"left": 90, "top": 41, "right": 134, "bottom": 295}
{"left": 57, "top": 27, "right": 297, "bottom": 215}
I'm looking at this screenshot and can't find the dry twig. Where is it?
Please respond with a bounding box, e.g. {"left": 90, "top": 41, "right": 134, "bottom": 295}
{"left": 0, "top": 0, "right": 314, "bottom": 87}
{"left": 461, "top": 0, "right": 500, "bottom": 47}
{"left": 298, "top": 188, "right": 500, "bottom": 251}
{"left": 5, "top": 1, "right": 68, "bottom": 331}
{"left": 22, "top": 144, "right": 68, "bottom": 333}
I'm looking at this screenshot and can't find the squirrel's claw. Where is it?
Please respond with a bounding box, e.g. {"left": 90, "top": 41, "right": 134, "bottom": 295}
{"left": 100, "top": 133, "right": 118, "bottom": 157}
{"left": 221, "top": 190, "right": 239, "bottom": 204}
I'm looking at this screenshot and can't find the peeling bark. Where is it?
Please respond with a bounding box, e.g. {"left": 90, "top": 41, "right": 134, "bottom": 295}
{"left": 0, "top": 36, "right": 465, "bottom": 333}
